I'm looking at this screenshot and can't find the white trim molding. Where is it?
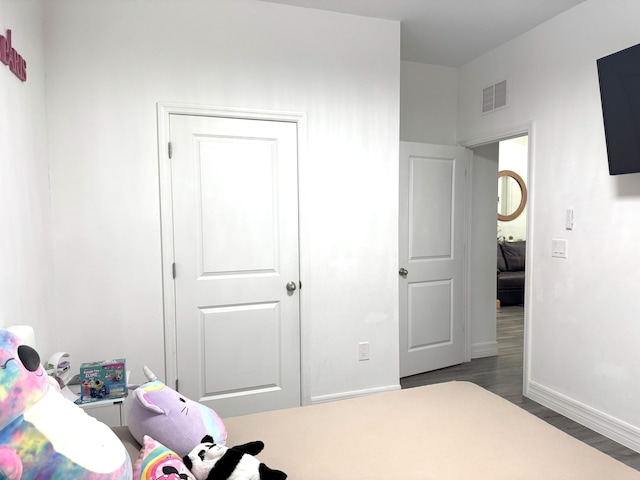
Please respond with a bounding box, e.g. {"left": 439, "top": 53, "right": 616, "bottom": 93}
{"left": 527, "top": 381, "right": 640, "bottom": 453}
{"left": 471, "top": 341, "right": 499, "bottom": 359}
{"left": 458, "top": 123, "right": 533, "bottom": 150}
{"left": 311, "top": 384, "right": 401, "bottom": 405}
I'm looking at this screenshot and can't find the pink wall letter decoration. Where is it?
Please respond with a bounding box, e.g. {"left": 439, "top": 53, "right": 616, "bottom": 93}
{"left": 0, "top": 29, "right": 27, "bottom": 82}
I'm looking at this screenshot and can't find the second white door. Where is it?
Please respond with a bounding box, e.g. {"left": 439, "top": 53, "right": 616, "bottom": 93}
{"left": 169, "top": 113, "right": 301, "bottom": 417}
{"left": 399, "top": 142, "right": 468, "bottom": 378}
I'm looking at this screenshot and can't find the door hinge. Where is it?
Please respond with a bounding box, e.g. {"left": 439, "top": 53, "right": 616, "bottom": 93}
{"left": 172, "top": 263, "right": 176, "bottom": 279}
{"left": 175, "top": 379, "right": 179, "bottom": 391}
{"left": 168, "top": 141, "right": 173, "bottom": 159}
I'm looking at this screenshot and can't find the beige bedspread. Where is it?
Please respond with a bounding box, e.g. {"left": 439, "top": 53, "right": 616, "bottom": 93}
{"left": 220, "top": 381, "right": 640, "bottom": 479}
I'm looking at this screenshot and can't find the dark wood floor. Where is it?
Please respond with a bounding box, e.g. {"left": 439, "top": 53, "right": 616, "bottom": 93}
{"left": 400, "top": 305, "right": 640, "bottom": 470}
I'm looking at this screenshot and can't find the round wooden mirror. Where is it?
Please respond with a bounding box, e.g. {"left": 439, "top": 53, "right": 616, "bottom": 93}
{"left": 497, "top": 170, "right": 527, "bottom": 221}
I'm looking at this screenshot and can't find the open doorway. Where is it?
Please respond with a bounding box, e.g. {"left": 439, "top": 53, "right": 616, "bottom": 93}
{"left": 473, "top": 135, "right": 528, "bottom": 363}
{"left": 495, "top": 135, "right": 528, "bottom": 388}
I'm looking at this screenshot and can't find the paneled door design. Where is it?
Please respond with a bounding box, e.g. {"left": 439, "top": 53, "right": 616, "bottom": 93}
{"left": 399, "top": 142, "right": 468, "bottom": 378}
{"left": 168, "top": 113, "right": 301, "bottom": 417}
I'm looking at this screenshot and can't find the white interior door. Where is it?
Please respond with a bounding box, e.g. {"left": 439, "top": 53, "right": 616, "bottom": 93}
{"left": 169, "top": 114, "right": 301, "bottom": 417}
{"left": 399, "top": 142, "right": 468, "bottom": 378}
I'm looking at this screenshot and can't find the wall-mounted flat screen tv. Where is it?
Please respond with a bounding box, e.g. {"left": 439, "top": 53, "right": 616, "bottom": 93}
{"left": 597, "top": 43, "right": 640, "bottom": 175}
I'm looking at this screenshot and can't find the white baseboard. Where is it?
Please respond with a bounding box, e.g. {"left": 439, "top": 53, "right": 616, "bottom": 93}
{"left": 527, "top": 380, "right": 640, "bottom": 453}
{"left": 471, "top": 341, "right": 499, "bottom": 359}
{"left": 310, "top": 384, "right": 401, "bottom": 405}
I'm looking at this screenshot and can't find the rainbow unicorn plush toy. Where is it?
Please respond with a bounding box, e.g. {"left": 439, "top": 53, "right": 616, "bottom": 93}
{"left": 0, "top": 328, "right": 132, "bottom": 479}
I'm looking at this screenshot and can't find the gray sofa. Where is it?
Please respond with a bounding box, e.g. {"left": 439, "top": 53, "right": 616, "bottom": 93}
{"left": 497, "top": 240, "right": 525, "bottom": 306}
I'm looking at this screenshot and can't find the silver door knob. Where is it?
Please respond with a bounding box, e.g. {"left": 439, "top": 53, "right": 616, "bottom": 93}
{"left": 399, "top": 268, "right": 408, "bottom": 277}
{"left": 286, "top": 281, "right": 297, "bottom": 293}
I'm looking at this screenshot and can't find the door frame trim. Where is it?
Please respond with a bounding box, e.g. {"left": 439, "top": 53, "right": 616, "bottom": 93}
{"left": 156, "top": 102, "right": 308, "bottom": 403}
{"left": 460, "top": 121, "right": 535, "bottom": 395}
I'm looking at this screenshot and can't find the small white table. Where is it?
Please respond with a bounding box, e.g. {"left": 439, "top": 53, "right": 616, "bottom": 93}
{"left": 77, "top": 397, "right": 126, "bottom": 426}
{"left": 62, "top": 371, "right": 130, "bottom": 427}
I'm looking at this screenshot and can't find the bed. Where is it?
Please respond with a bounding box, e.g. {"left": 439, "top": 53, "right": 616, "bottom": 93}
{"left": 114, "top": 381, "right": 640, "bottom": 479}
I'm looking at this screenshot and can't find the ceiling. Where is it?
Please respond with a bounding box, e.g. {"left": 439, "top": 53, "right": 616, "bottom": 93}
{"left": 257, "top": 0, "right": 587, "bottom": 67}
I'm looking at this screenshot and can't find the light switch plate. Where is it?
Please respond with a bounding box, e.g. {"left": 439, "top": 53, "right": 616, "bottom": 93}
{"left": 565, "top": 209, "right": 574, "bottom": 230}
{"left": 552, "top": 238, "right": 568, "bottom": 258}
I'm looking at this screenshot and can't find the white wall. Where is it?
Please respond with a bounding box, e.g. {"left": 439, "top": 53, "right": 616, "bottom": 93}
{"left": 44, "top": 0, "right": 400, "bottom": 402}
{"left": 459, "top": 0, "right": 640, "bottom": 449}
{"left": 469, "top": 143, "right": 499, "bottom": 358}
{"left": 498, "top": 138, "right": 528, "bottom": 241}
{"left": 0, "top": 0, "right": 56, "bottom": 355}
{"left": 400, "top": 61, "right": 458, "bottom": 144}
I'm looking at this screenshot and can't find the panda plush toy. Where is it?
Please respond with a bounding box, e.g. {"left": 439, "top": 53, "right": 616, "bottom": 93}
{"left": 183, "top": 435, "right": 287, "bottom": 480}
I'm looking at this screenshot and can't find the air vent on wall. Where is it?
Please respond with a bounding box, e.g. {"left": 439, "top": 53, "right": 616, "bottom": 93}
{"left": 482, "top": 80, "right": 508, "bottom": 113}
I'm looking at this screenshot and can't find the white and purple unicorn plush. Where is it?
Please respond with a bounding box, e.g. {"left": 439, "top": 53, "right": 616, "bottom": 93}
{"left": 127, "top": 366, "right": 226, "bottom": 458}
